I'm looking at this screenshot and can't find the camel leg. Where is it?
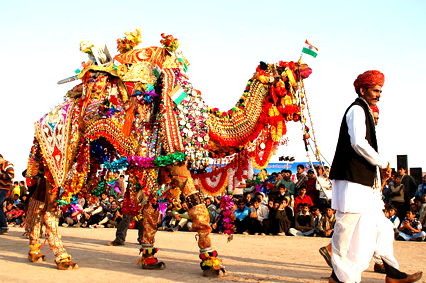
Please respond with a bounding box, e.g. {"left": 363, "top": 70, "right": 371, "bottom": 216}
{"left": 44, "top": 179, "right": 78, "bottom": 270}
{"left": 139, "top": 203, "right": 165, "bottom": 270}
{"left": 167, "top": 163, "right": 226, "bottom": 277}
{"left": 26, "top": 197, "right": 46, "bottom": 263}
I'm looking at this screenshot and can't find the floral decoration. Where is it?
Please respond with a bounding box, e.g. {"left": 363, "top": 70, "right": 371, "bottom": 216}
{"left": 160, "top": 33, "right": 180, "bottom": 52}
{"left": 117, "top": 29, "right": 142, "bottom": 54}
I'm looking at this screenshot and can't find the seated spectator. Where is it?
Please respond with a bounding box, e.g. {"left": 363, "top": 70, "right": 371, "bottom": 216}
{"left": 272, "top": 199, "right": 291, "bottom": 236}
{"left": 5, "top": 201, "right": 24, "bottom": 226}
{"left": 244, "top": 192, "right": 253, "bottom": 209}
{"left": 413, "top": 196, "right": 425, "bottom": 221}
{"left": 318, "top": 206, "right": 336, "bottom": 237}
{"left": 397, "top": 209, "right": 425, "bottom": 241}
{"left": 93, "top": 200, "right": 122, "bottom": 228}
{"left": 266, "top": 200, "right": 279, "bottom": 234}
{"left": 249, "top": 199, "right": 269, "bottom": 235}
{"left": 169, "top": 201, "right": 191, "bottom": 232}
{"left": 311, "top": 207, "right": 322, "bottom": 235}
{"left": 277, "top": 184, "right": 287, "bottom": 200}
{"left": 160, "top": 209, "right": 173, "bottom": 230}
{"left": 388, "top": 204, "right": 401, "bottom": 234}
{"left": 12, "top": 194, "right": 20, "bottom": 206}
{"left": 281, "top": 197, "right": 295, "bottom": 228}
{"left": 62, "top": 203, "right": 83, "bottom": 227}
{"left": 390, "top": 174, "right": 405, "bottom": 221}
{"left": 288, "top": 203, "right": 315, "bottom": 237}
{"left": 410, "top": 203, "right": 420, "bottom": 220}
{"left": 254, "top": 192, "right": 268, "bottom": 207}
{"left": 293, "top": 186, "right": 313, "bottom": 213}
{"left": 205, "top": 197, "right": 218, "bottom": 227}
{"left": 234, "top": 200, "right": 251, "bottom": 234}
{"left": 76, "top": 199, "right": 102, "bottom": 227}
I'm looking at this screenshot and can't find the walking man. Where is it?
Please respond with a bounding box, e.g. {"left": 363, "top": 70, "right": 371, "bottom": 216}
{"left": 328, "top": 70, "right": 422, "bottom": 283}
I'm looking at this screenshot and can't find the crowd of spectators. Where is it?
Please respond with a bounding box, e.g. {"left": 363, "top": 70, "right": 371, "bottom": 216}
{"left": 2, "top": 165, "right": 426, "bottom": 242}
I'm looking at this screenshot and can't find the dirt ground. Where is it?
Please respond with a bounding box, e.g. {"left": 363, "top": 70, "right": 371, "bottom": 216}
{"left": 0, "top": 226, "right": 424, "bottom": 283}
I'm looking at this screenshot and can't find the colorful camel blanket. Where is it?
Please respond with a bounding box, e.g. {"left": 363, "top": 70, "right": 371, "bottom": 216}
{"left": 35, "top": 101, "right": 75, "bottom": 187}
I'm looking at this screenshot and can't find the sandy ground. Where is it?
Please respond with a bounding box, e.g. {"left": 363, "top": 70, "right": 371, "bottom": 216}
{"left": 0, "top": 226, "right": 425, "bottom": 283}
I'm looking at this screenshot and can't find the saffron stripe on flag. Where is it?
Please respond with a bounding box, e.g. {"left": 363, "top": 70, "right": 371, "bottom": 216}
{"left": 169, "top": 85, "right": 188, "bottom": 105}
{"left": 302, "top": 47, "right": 318, "bottom": 58}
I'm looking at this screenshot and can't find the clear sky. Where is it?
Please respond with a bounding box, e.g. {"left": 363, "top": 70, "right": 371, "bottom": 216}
{"left": 1, "top": 0, "right": 425, "bottom": 180}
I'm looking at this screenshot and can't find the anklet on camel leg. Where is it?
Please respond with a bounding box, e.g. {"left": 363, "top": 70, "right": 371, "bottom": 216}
{"left": 200, "top": 248, "right": 226, "bottom": 277}
{"left": 138, "top": 245, "right": 165, "bottom": 270}
{"left": 55, "top": 254, "right": 79, "bottom": 270}
{"left": 28, "top": 243, "right": 46, "bottom": 262}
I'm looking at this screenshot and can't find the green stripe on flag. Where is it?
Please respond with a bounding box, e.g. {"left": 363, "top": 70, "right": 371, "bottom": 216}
{"left": 174, "top": 91, "right": 187, "bottom": 105}
{"left": 302, "top": 47, "right": 318, "bottom": 58}
{"left": 178, "top": 58, "right": 188, "bottom": 72}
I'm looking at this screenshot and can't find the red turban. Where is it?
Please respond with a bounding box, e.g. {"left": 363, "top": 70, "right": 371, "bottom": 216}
{"left": 353, "top": 70, "right": 385, "bottom": 94}
{"left": 370, "top": 105, "right": 379, "bottom": 114}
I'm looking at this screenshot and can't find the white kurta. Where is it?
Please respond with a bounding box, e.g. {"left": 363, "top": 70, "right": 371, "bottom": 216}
{"left": 331, "top": 104, "right": 398, "bottom": 283}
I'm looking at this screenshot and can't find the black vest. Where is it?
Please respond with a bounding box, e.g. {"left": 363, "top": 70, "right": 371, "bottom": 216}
{"left": 329, "top": 98, "right": 378, "bottom": 187}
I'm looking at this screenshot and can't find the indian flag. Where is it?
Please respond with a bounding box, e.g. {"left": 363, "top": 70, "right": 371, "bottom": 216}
{"left": 302, "top": 40, "right": 318, "bottom": 58}
{"left": 153, "top": 64, "right": 162, "bottom": 78}
{"left": 169, "top": 85, "right": 188, "bottom": 105}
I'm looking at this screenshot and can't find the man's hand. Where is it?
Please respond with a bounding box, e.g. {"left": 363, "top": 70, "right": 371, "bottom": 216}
{"left": 381, "top": 163, "right": 391, "bottom": 179}
{"left": 250, "top": 212, "right": 257, "bottom": 218}
{"left": 174, "top": 214, "right": 181, "bottom": 221}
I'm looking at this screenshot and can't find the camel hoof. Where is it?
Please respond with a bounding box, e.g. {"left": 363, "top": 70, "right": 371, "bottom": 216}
{"left": 57, "top": 260, "right": 79, "bottom": 270}
{"left": 28, "top": 253, "right": 46, "bottom": 263}
{"left": 142, "top": 261, "right": 165, "bottom": 270}
{"left": 203, "top": 267, "right": 226, "bottom": 277}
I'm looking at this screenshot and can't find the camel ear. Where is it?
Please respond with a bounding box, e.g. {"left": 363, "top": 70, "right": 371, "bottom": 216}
{"left": 259, "top": 61, "right": 268, "bottom": 70}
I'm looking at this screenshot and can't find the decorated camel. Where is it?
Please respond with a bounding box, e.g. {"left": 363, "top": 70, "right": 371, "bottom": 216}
{"left": 24, "top": 30, "right": 313, "bottom": 275}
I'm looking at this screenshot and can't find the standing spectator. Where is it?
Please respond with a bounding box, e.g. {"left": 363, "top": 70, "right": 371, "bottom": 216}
{"left": 274, "top": 173, "right": 284, "bottom": 188}
{"left": 19, "top": 181, "right": 27, "bottom": 197}
{"left": 249, "top": 199, "right": 269, "bottom": 235}
{"left": 113, "top": 172, "right": 125, "bottom": 199}
{"left": 288, "top": 203, "right": 315, "bottom": 236}
{"left": 390, "top": 174, "right": 405, "bottom": 221}
{"left": 282, "top": 170, "right": 296, "bottom": 198}
{"left": 11, "top": 181, "right": 21, "bottom": 200}
{"left": 295, "top": 164, "right": 307, "bottom": 194}
{"left": 305, "top": 170, "right": 318, "bottom": 206}
{"left": 398, "top": 166, "right": 417, "bottom": 214}
{"left": 234, "top": 200, "right": 251, "bottom": 234}
{"left": 293, "top": 186, "right": 313, "bottom": 213}
{"left": 318, "top": 207, "right": 336, "bottom": 237}
{"left": 415, "top": 175, "right": 426, "bottom": 197}
{"left": 0, "top": 154, "right": 14, "bottom": 235}
{"left": 316, "top": 166, "right": 332, "bottom": 210}
{"left": 397, "top": 209, "right": 425, "bottom": 241}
